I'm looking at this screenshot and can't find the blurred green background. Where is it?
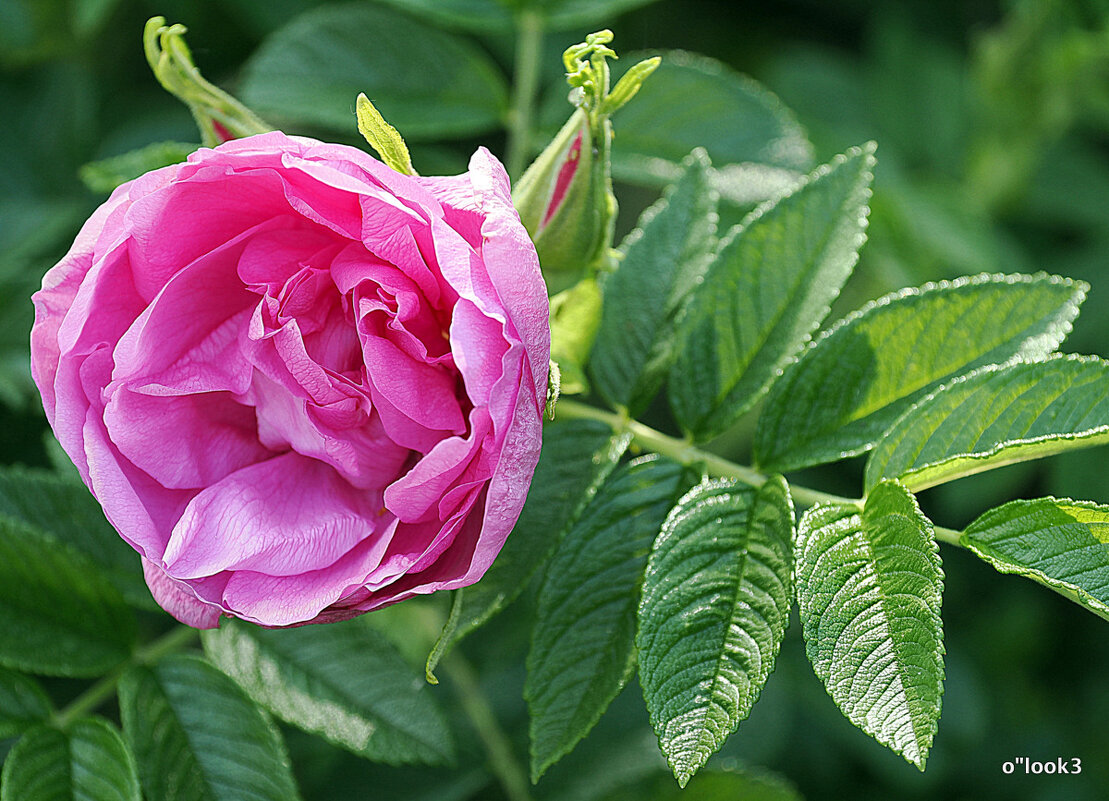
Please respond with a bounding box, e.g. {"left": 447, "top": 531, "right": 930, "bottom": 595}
{"left": 2, "top": 0, "right": 1108, "bottom": 799}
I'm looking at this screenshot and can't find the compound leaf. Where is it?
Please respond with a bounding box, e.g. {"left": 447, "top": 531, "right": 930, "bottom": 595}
{"left": 670, "top": 145, "right": 874, "bottom": 441}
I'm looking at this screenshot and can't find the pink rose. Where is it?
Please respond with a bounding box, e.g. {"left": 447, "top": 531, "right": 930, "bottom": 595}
{"left": 31, "top": 132, "right": 550, "bottom": 628}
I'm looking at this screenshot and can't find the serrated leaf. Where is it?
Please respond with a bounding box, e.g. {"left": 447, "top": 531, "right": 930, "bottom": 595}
{"left": 241, "top": 4, "right": 507, "bottom": 139}
{"left": 756, "top": 273, "right": 1087, "bottom": 472}
{"left": 441, "top": 418, "right": 632, "bottom": 648}
{"left": 526, "top": 456, "right": 696, "bottom": 780}
{"left": 963, "top": 497, "right": 1109, "bottom": 620}
{"left": 637, "top": 476, "right": 795, "bottom": 787}
{"left": 590, "top": 150, "right": 718, "bottom": 416}
{"left": 795, "top": 480, "right": 943, "bottom": 769}
{"left": 0, "top": 467, "right": 154, "bottom": 610}
{"left": 1, "top": 718, "right": 140, "bottom": 801}
{"left": 371, "top": 0, "right": 661, "bottom": 32}
{"left": 79, "top": 141, "right": 197, "bottom": 194}
{"left": 865, "top": 355, "right": 1109, "bottom": 493}
{"left": 595, "top": 51, "right": 813, "bottom": 188}
{"left": 0, "top": 516, "right": 135, "bottom": 677}
{"left": 669, "top": 145, "right": 875, "bottom": 441}
{"left": 0, "top": 667, "right": 52, "bottom": 740}
{"left": 202, "top": 617, "right": 453, "bottom": 765}
{"left": 119, "top": 655, "right": 301, "bottom": 801}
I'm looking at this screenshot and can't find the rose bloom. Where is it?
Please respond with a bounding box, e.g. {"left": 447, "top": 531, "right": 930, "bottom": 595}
{"left": 31, "top": 132, "right": 550, "bottom": 628}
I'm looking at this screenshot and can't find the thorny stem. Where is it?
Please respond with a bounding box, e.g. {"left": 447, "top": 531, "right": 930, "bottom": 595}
{"left": 506, "top": 8, "right": 545, "bottom": 181}
{"left": 51, "top": 625, "right": 200, "bottom": 729}
{"left": 554, "top": 398, "right": 965, "bottom": 547}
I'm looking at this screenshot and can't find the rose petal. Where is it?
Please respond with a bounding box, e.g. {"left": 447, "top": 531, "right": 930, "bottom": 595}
{"left": 163, "top": 451, "right": 390, "bottom": 578}
{"left": 104, "top": 388, "right": 270, "bottom": 489}
{"left": 384, "top": 410, "right": 491, "bottom": 523}
{"left": 142, "top": 558, "right": 223, "bottom": 629}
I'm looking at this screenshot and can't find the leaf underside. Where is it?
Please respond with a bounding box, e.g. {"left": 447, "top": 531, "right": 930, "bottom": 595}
{"left": 964, "top": 497, "right": 1109, "bottom": 619}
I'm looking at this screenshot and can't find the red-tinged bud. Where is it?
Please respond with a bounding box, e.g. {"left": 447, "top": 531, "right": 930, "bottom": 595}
{"left": 144, "top": 17, "right": 271, "bottom": 147}
{"left": 513, "top": 31, "right": 659, "bottom": 287}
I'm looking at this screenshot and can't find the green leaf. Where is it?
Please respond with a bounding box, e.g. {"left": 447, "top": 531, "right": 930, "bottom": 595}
{"left": 756, "top": 273, "right": 1087, "bottom": 472}
{"left": 119, "top": 655, "right": 301, "bottom": 801}
{"left": 370, "top": 0, "right": 661, "bottom": 33}
{"left": 1, "top": 718, "right": 141, "bottom": 801}
{"left": 0, "top": 516, "right": 136, "bottom": 677}
{"left": 602, "top": 51, "right": 813, "bottom": 188}
{"left": 526, "top": 456, "right": 696, "bottom": 780}
{"left": 636, "top": 476, "right": 795, "bottom": 787}
{"left": 606, "top": 766, "right": 805, "bottom": 801}
{"left": 439, "top": 418, "right": 632, "bottom": 649}
{"left": 963, "top": 497, "right": 1109, "bottom": 621}
{"left": 78, "top": 141, "right": 197, "bottom": 194}
{"left": 795, "top": 480, "right": 943, "bottom": 769}
{"left": 669, "top": 145, "right": 875, "bottom": 441}
{"left": 590, "top": 150, "right": 718, "bottom": 416}
{"left": 0, "top": 467, "right": 154, "bottom": 610}
{"left": 241, "top": 4, "right": 507, "bottom": 139}
{"left": 0, "top": 667, "right": 52, "bottom": 739}
{"left": 865, "top": 355, "right": 1109, "bottom": 493}
{"left": 202, "top": 617, "right": 454, "bottom": 766}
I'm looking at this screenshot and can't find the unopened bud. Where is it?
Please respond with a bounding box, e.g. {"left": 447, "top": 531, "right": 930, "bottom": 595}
{"left": 144, "top": 17, "right": 271, "bottom": 147}
{"left": 513, "top": 32, "right": 657, "bottom": 282}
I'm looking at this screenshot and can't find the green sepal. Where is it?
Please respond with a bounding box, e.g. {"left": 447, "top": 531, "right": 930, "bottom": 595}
{"left": 356, "top": 93, "right": 416, "bottom": 175}
{"left": 549, "top": 277, "right": 603, "bottom": 395}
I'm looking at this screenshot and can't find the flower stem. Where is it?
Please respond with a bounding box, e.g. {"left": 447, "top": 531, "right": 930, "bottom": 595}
{"left": 506, "top": 8, "right": 545, "bottom": 181}
{"left": 553, "top": 398, "right": 964, "bottom": 547}
{"left": 51, "top": 625, "right": 199, "bottom": 729}
{"left": 441, "top": 654, "right": 533, "bottom": 801}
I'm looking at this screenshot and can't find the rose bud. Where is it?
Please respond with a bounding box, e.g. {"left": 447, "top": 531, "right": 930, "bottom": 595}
{"left": 31, "top": 132, "right": 550, "bottom": 628}
{"left": 513, "top": 31, "right": 659, "bottom": 286}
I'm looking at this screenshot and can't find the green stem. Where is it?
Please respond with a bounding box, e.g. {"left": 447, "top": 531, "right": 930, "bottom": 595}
{"left": 506, "top": 8, "right": 544, "bottom": 180}
{"left": 554, "top": 398, "right": 965, "bottom": 548}
{"left": 441, "top": 654, "right": 533, "bottom": 801}
{"left": 51, "top": 625, "right": 199, "bottom": 729}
